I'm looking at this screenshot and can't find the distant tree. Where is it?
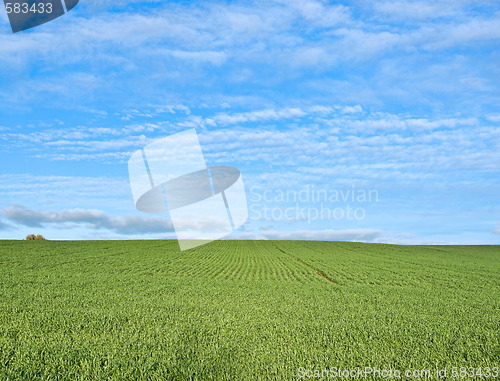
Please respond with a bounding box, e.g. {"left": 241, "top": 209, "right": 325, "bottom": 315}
{"left": 25, "top": 234, "right": 46, "bottom": 240}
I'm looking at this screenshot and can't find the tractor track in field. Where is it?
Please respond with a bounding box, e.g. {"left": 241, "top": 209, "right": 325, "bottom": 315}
{"left": 270, "top": 242, "right": 337, "bottom": 284}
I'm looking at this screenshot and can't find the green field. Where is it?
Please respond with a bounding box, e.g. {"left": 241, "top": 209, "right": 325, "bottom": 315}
{"left": 0, "top": 240, "right": 498, "bottom": 380}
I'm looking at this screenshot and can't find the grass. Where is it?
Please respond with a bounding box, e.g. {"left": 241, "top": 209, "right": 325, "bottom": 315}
{"left": 0, "top": 240, "right": 498, "bottom": 380}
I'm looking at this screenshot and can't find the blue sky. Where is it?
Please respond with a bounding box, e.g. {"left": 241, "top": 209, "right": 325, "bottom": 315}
{"left": 0, "top": 0, "right": 499, "bottom": 244}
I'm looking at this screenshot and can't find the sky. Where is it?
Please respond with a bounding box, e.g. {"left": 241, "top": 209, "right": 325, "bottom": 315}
{"left": 0, "top": 0, "right": 499, "bottom": 244}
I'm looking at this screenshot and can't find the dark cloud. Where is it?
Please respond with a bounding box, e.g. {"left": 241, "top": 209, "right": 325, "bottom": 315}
{"left": 1, "top": 204, "right": 173, "bottom": 235}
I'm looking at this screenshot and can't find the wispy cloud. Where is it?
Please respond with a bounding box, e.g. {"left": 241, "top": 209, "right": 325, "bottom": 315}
{"left": 2, "top": 106, "right": 498, "bottom": 186}
{"left": 0, "top": 218, "right": 12, "bottom": 231}
{"left": 372, "top": 1, "right": 460, "bottom": 20}
{"left": 261, "top": 229, "right": 384, "bottom": 242}
{"left": 486, "top": 114, "right": 500, "bottom": 123}
{"left": 212, "top": 107, "right": 307, "bottom": 125}
{"left": 2, "top": 1, "right": 499, "bottom": 68}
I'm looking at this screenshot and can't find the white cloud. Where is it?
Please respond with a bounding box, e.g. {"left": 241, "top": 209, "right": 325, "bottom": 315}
{"left": 35, "top": 152, "right": 133, "bottom": 162}
{"left": 341, "top": 105, "right": 363, "bottom": 114}
{"left": 404, "top": 117, "right": 477, "bottom": 130}
{"left": 373, "top": 1, "right": 460, "bottom": 20}
{"left": 486, "top": 114, "right": 500, "bottom": 123}
{"left": 218, "top": 11, "right": 270, "bottom": 35}
{"left": 212, "top": 107, "right": 307, "bottom": 125}
{"left": 157, "top": 49, "right": 228, "bottom": 65}
{"left": 43, "top": 137, "right": 142, "bottom": 151}
{"left": 0, "top": 0, "right": 498, "bottom": 117}
{"left": 334, "top": 28, "right": 402, "bottom": 59}
{"left": 0, "top": 174, "right": 134, "bottom": 221}
{"left": 0, "top": 174, "right": 129, "bottom": 196}
{"left": 412, "top": 18, "right": 500, "bottom": 51}
{"left": 153, "top": 104, "right": 191, "bottom": 115}
{"left": 1, "top": 204, "right": 174, "bottom": 235}
{"left": 0, "top": 1, "right": 494, "bottom": 72}
{"left": 283, "top": 0, "right": 351, "bottom": 27}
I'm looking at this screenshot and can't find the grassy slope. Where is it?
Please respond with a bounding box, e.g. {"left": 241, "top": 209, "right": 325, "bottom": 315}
{"left": 0, "top": 240, "right": 498, "bottom": 380}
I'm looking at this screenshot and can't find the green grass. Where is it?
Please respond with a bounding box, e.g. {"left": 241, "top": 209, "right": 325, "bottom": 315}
{"left": 0, "top": 240, "right": 498, "bottom": 380}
